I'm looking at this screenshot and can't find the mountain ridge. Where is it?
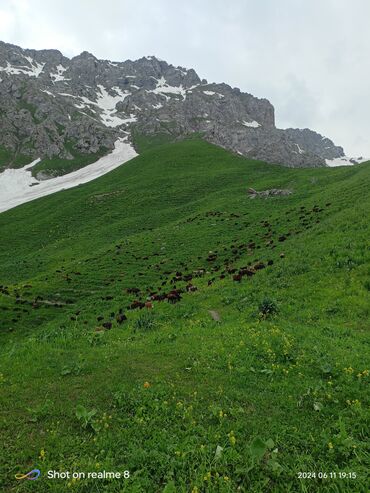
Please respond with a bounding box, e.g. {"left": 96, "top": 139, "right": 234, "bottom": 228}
{"left": 0, "top": 40, "right": 345, "bottom": 177}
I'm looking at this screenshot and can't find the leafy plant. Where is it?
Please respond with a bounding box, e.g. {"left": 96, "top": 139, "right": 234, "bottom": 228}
{"left": 297, "top": 385, "right": 325, "bottom": 412}
{"left": 60, "top": 361, "right": 84, "bottom": 376}
{"left": 26, "top": 400, "right": 52, "bottom": 423}
{"left": 249, "top": 437, "right": 283, "bottom": 474}
{"left": 75, "top": 405, "right": 97, "bottom": 430}
{"left": 250, "top": 437, "right": 269, "bottom": 463}
{"left": 258, "top": 297, "right": 279, "bottom": 318}
{"left": 133, "top": 313, "right": 157, "bottom": 332}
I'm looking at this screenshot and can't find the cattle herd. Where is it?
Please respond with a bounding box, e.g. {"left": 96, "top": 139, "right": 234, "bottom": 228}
{"left": 0, "top": 203, "right": 331, "bottom": 332}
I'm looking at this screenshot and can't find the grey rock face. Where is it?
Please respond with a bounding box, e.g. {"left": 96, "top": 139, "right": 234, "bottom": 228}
{"left": 247, "top": 188, "right": 293, "bottom": 198}
{"left": 0, "top": 40, "right": 344, "bottom": 171}
{"left": 284, "top": 128, "right": 344, "bottom": 160}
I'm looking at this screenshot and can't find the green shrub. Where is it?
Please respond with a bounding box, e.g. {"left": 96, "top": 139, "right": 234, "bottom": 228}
{"left": 133, "top": 313, "right": 157, "bottom": 332}
{"left": 258, "top": 297, "right": 279, "bottom": 318}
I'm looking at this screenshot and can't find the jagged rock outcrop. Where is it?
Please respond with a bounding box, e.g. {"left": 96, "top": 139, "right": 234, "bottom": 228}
{"left": 247, "top": 188, "right": 293, "bottom": 198}
{"left": 0, "top": 40, "right": 345, "bottom": 174}
{"left": 284, "top": 128, "right": 344, "bottom": 160}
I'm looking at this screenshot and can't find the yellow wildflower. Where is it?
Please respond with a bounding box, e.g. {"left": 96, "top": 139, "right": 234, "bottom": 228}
{"left": 346, "top": 399, "right": 361, "bottom": 407}
{"left": 357, "top": 369, "right": 369, "bottom": 378}
{"left": 203, "top": 472, "right": 211, "bottom": 481}
{"left": 228, "top": 431, "right": 236, "bottom": 446}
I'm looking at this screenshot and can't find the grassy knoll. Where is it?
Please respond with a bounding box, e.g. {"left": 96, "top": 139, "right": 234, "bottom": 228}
{"left": 0, "top": 140, "right": 369, "bottom": 492}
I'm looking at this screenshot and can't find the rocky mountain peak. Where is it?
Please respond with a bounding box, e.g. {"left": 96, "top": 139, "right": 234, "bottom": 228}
{"left": 0, "top": 40, "right": 345, "bottom": 175}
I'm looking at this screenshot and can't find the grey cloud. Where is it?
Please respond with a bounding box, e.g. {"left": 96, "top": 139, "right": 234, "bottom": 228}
{"left": 0, "top": 0, "right": 369, "bottom": 156}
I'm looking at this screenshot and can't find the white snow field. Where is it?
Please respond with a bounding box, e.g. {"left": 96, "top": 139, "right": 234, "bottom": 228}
{"left": 326, "top": 156, "right": 369, "bottom": 167}
{"left": 57, "top": 85, "right": 135, "bottom": 128}
{"left": 0, "top": 54, "right": 45, "bottom": 77}
{"left": 50, "top": 64, "right": 70, "bottom": 82}
{"left": 148, "top": 76, "right": 187, "bottom": 100}
{"left": 0, "top": 139, "right": 137, "bottom": 213}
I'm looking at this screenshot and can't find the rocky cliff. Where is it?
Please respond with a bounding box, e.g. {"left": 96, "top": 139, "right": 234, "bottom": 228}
{"left": 0, "top": 40, "right": 345, "bottom": 176}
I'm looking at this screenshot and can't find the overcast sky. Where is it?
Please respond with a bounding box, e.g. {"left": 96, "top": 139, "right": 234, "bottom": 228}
{"left": 0, "top": 0, "right": 369, "bottom": 156}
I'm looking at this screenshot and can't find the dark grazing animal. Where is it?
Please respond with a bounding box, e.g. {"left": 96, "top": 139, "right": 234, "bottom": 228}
{"left": 126, "top": 287, "right": 140, "bottom": 295}
{"left": 233, "top": 274, "right": 242, "bottom": 282}
{"left": 186, "top": 284, "right": 198, "bottom": 293}
{"left": 166, "top": 290, "right": 182, "bottom": 303}
{"left": 116, "top": 314, "right": 127, "bottom": 324}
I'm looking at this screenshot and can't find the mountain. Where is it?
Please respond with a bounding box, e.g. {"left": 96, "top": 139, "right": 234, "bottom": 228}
{"left": 0, "top": 140, "right": 369, "bottom": 492}
{"left": 0, "top": 40, "right": 345, "bottom": 179}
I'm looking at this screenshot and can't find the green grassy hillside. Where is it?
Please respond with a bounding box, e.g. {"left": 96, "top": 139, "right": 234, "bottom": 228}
{"left": 0, "top": 145, "right": 32, "bottom": 172}
{"left": 0, "top": 140, "right": 369, "bottom": 492}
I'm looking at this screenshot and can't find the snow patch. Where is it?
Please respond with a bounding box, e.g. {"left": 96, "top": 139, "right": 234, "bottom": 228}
{"left": 57, "top": 86, "right": 135, "bottom": 128}
{"left": 241, "top": 120, "right": 261, "bottom": 128}
{"left": 0, "top": 58, "right": 45, "bottom": 78}
{"left": 0, "top": 139, "right": 137, "bottom": 213}
{"left": 58, "top": 92, "right": 78, "bottom": 99}
{"left": 95, "top": 85, "right": 133, "bottom": 127}
{"left": 203, "top": 90, "right": 224, "bottom": 98}
{"left": 21, "top": 54, "right": 45, "bottom": 77}
{"left": 295, "top": 143, "right": 305, "bottom": 154}
{"left": 41, "top": 89, "right": 55, "bottom": 97}
{"left": 117, "top": 114, "right": 137, "bottom": 124}
{"left": 148, "top": 76, "right": 186, "bottom": 99}
{"left": 177, "top": 68, "right": 188, "bottom": 76}
{"left": 326, "top": 156, "right": 369, "bottom": 167}
{"left": 50, "top": 64, "right": 69, "bottom": 82}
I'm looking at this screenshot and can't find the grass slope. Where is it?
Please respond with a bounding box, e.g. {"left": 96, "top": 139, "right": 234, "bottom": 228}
{"left": 0, "top": 145, "right": 32, "bottom": 172}
{"left": 0, "top": 140, "right": 369, "bottom": 492}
